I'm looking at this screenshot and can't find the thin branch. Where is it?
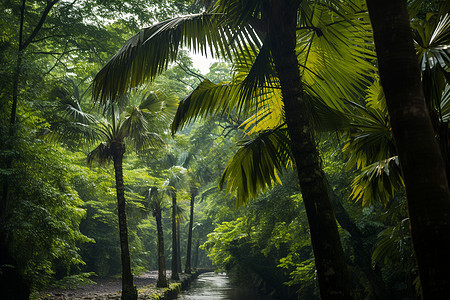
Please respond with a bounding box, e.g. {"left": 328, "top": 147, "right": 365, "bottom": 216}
{"left": 177, "top": 63, "right": 205, "bottom": 81}
{"left": 21, "top": 0, "right": 60, "bottom": 51}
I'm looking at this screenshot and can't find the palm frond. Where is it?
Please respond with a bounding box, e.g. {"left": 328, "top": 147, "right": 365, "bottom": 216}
{"left": 47, "top": 96, "right": 99, "bottom": 144}
{"left": 343, "top": 81, "right": 394, "bottom": 170}
{"left": 440, "top": 84, "right": 450, "bottom": 121}
{"left": 372, "top": 218, "right": 411, "bottom": 266}
{"left": 87, "top": 142, "right": 112, "bottom": 166}
{"left": 412, "top": 9, "right": 450, "bottom": 113}
{"left": 47, "top": 120, "right": 98, "bottom": 145}
{"left": 350, "top": 156, "right": 404, "bottom": 207}
{"left": 219, "top": 127, "right": 292, "bottom": 207}
{"left": 297, "top": 1, "right": 376, "bottom": 111}
{"left": 211, "top": 0, "right": 262, "bottom": 28}
{"left": 120, "top": 105, "right": 151, "bottom": 138}
{"left": 171, "top": 79, "right": 244, "bottom": 133}
{"left": 138, "top": 90, "right": 179, "bottom": 131}
{"left": 240, "top": 88, "right": 284, "bottom": 135}
{"left": 174, "top": 203, "right": 186, "bottom": 222}
{"left": 234, "top": 41, "right": 279, "bottom": 114}
{"left": 59, "top": 97, "right": 97, "bottom": 125}
{"left": 132, "top": 132, "right": 165, "bottom": 152}
{"left": 144, "top": 187, "right": 166, "bottom": 213}
{"left": 240, "top": 87, "right": 350, "bottom": 135}
{"left": 93, "top": 12, "right": 261, "bottom": 104}
{"left": 165, "top": 166, "right": 189, "bottom": 190}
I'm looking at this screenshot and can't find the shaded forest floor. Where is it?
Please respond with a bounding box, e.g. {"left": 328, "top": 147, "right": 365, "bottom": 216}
{"left": 37, "top": 271, "right": 187, "bottom": 299}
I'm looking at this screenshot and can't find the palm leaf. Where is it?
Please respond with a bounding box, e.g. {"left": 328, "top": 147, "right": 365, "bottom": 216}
{"left": 87, "top": 142, "right": 112, "bottom": 166}
{"left": 171, "top": 78, "right": 246, "bottom": 133}
{"left": 138, "top": 90, "right": 179, "bottom": 131}
{"left": 144, "top": 187, "right": 166, "bottom": 214}
{"left": 59, "top": 97, "right": 96, "bottom": 125}
{"left": 297, "top": 1, "right": 376, "bottom": 112}
{"left": 132, "top": 132, "right": 165, "bottom": 152}
{"left": 350, "top": 156, "right": 404, "bottom": 207}
{"left": 412, "top": 8, "right": 450, "bottom": 113}
{"left": 120, "top": 105, "right": 165, "bottom": 151}
{"left": 343, "top": 81, "right": 394, "bottom": 170}
{"left": 219, "top": 127, "right": 292, "bottom": 207}
{"left": 165, "top": 166, "right": 189, "bottom": 191}
{"left": 47, "top": 96, "right": 99, "bottom": 144}
{"left": 440, "top": 84, "right": 450, "bottom": 121}
{"left": 93, "top": 12, "right": 261, "bottom": 104}
{"left": 48, "top": 120, "right": 99, "bottom": 145}
{"left": 372, "top": 218, "right": 411, "bottom": 266}
{"left": 236, "top": 40, "right": 276, "bottom": 103}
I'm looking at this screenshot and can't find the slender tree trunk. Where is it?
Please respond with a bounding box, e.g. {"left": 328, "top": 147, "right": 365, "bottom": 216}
{"left": 193, "top": 239, "right": 199, "bottom": 269}
{"left": 9, "top": 0, "right": 59, "bottom": 136}
{"left": 265, "top": 1, "right": 353, "bottom": 299}
{"left": 2, "top": 1, "right": 63, "bottom": 298}
{"left": 171, "top": 192, "right": 179, "bottom": 280}
{"left": 177, "top": 219, "right": 182, "bottom": 273}
{"left": 112, "top": 142, "right": 137, "bottom": 300}
{"left": 328, "top": 186, "right": 387, "bottom": 300}
{"left": 155, "top": 206, "right": 168, "bottom": 287}
{"left": 1, "top": 3, "right": 31, "bottom": 299}
{"left": 185, "top": 190, "right": 196, "bottom": 274}
{"left": 366, "top": 0, "right": 450, "bottom": 297}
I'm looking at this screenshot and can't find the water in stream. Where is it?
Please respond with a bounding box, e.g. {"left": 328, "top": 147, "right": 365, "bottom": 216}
{"left": 179, "top": 272, "right": 273, "bottom": 300}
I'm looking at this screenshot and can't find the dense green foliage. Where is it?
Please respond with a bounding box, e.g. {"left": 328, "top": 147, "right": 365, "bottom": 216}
{"left": 1, "top": 0, "right": 448, "bottom": 299}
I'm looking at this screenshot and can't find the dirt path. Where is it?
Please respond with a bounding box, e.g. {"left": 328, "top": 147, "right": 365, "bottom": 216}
{"left": 38, "top": 271, "right": 181, "bottom": 300}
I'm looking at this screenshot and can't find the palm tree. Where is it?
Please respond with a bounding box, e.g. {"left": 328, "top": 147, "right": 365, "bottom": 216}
{"left": 92, "top": 1, "right": 375, "bottom": 298}
{"left": 185, "top": 185, "right": 198, "bottom": 274}
{"left": 87, "top": 98, "right": 165, "bottom": 300}
{"left": 145, "top": 187, "right": 168, "bottom": 288}
{"left": 365, "top": 0, "right": 450, "bottom": 297}
{"left": 52, "top": 90, "right": 172, "bottom": 300}
{"left": 163, "top": 166, "right": 188, "bottom": 280}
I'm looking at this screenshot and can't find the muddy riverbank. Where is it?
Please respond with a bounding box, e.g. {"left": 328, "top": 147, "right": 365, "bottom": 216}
{"left": 37, "top": 270, "right": 206, "bottom": 300}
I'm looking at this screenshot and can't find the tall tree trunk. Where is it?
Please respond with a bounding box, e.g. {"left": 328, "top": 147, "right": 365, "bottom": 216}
{"left": 366, "top": 0, "right": 450, "bottom": 297}
{"left": 112, "top": 142, "right": 137, "bottom": 300}
{"left": 265, "top": 1, "right": 353, "bottom": 299}
{"left": 155, "top": 206, "right": 168, "bottom": 287}
{"left": 1, "top": 2, "right": 35, "bottom": 299}
{"left": 9, "top": 0, "right": 59, "bottom": 136}
{"left": 329, "top": 187, "right": 387, "bottom": 300}
{"left": 185, "top": 190, "right": 196, "bottom": 274}
{"left": 193, "top": 239, "right": 199, "bottom": 269}
{"left": 177, "top": 219, "right": 182, "bottom": 273}
{"left": 171, "top": 192, "right": 179, "bottom": 280}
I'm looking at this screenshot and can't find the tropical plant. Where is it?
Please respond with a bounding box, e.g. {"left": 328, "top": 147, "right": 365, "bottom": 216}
{"left": 92, "top": 1, "right": 377, "bottom": 297}
{"left": 162, "top": 165, "right": 188, "bottom": 280}
{"left": 365, "top": 0, "right": 450, "bottom": 297}
{"left": 144, "top": 187, "right": 168, "bottom": 287}
{"left": 411, "top": 4, "right": 450, "bottom": 181}
{"left": 89, "top": 93, "right": 172, "bottom": 299}
{"left": 185, "top": 185, "right": 198, "bottom": 274}
{"left": 52, "top": 90, "right": 173, "bottom": 299}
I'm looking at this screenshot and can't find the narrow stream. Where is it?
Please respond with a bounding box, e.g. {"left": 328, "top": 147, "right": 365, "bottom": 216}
{"left": 179, "top": 272, "right": 273, "bottom": 300}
